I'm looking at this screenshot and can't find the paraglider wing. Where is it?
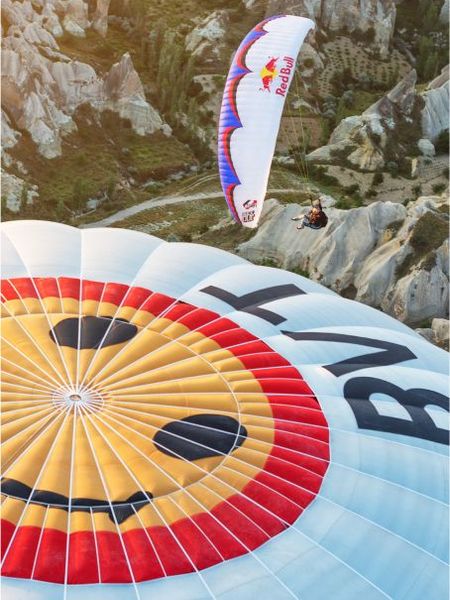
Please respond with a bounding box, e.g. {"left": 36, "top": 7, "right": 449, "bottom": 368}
{"left": 1, "top": 220, "right": 449, "bottom": 600}
{"left": 218, "top": 15, "right": 314, "bottom": 228}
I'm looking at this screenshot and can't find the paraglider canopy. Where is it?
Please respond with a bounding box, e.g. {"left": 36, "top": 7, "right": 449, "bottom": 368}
{"left": 218, "top": 15, "right": 314, "bottom": 228}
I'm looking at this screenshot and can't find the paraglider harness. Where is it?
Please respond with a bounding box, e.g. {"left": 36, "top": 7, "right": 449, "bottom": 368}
{"left": 293, "top": 199, "right": 328, "bottom": 230}
{"left": 307, "top": 201, "right": 328, "bottom": 229}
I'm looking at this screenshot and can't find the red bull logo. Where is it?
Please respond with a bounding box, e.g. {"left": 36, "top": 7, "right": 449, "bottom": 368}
{"left": 259, "top": 57, "right": 278, "bottom": 92}
{"left": 243, "top": 199, "right": 258, "bottom": 209}
{"left": 259, "top": 56, "right": 295, "bottom": 95}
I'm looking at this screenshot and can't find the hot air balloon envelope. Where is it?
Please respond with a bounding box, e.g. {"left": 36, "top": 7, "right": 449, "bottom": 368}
{"left": 1, "top": 221, "right": 449, "bottom": 600}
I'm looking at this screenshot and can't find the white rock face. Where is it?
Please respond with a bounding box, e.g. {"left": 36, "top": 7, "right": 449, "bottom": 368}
{"left": 417, "top": 138, "right": 436, "bottom": 157}
{"left": 265, "top": 0, "right": 396, "bottom": 57}
{"left": 308, "top": 71, "right": 418, "bottom": 171}
{"left": 92, "top": 0, "right": 111, "bottom": 37}
{"left": 42, "top": 4, "right": 64, "bottom": 38}
{"left": 185, "top": 11, "right": 229, "bottom": 62}
{"left": 308, "top": 69, "right": 450, "bottom": 171}
{"left": 383, "top": 258, "right": 449, "bottom": 323}
{"left": 102, "top": 53, "right": 167, "bottom": 135}
{"left": 1, "top": 110, "right": 21, "bottom": 148}
{"left": 432, "top": 318, "right": 449, "bottom": 344}
{"left": 422, "top": 66, "right": 449, "bottom": 142}
{"left": 63, "top": 0, "right": 89, "bottom": 38}
{"left": 238, "top": 193, "right": 449, "bottom": 325}
{"left": 1, "top": 0, "right": 168, "bottom": 157}
{"left": 2, "top": 172, "right": 39, "bottom": 212}
{"left": 439, "top": 0, "right": 449, "bottom": 24}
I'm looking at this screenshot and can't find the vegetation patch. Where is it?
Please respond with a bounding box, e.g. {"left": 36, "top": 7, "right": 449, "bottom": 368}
{"left": 395, "top": 210, "right": 448, "bottom": 278}
{"left": 58, "top": 25, "right": 141, "bottom": 76}
{"left": 111, "top": 198, "right": 226, "bottom": 241}
{"left": 396, "top": 0, "right": 448, "bottom": 83}
{"left": 410, "top": 211, "right": 448, "bottom": 254}
{"left": 334, "top": 90, "right": 380, "bottom": 125}
{"left": 6, "top": 106, "right": 194, "bottom": 223}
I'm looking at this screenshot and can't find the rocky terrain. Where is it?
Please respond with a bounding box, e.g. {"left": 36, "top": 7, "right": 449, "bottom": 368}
{"left": 1, "top": 1, "right": 168, "bottom": 159}
{"left": 307, "top": 68, "right": 448, "bottom": 172}
{"left": 238, "top": 192, "right": 448, "bottom": 335}
{"left": 1, "top": 0, "right": 449, "bottom": 344}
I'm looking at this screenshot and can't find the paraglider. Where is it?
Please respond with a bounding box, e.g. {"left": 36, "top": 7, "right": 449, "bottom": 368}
{"left": 218, "top": 15, "right": 314, "bottom": 229}
{"left": 292, "top": 198, "right": 328, "bottom": 230}
{"left": 1, "top": 220, "right": 449, "bottom": 600}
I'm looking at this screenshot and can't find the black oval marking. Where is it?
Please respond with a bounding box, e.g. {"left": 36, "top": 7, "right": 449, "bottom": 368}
{"left": 154, "top": 414, "right": 247, "bottom": 461}
{"left": 49, "top": 316, "right": 137, "bottom": 350}
{"left": 1, "top": 478, "right": 151, "bottom": 524}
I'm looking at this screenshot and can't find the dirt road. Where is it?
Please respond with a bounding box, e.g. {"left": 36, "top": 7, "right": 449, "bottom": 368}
{"left": 82, "top": 189, "right": 300, "bottom": 228}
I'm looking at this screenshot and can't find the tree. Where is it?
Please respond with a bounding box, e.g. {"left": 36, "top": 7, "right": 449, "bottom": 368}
{"left": 320, "top": 119, "right": 331, "bottom": 145}
{"left": 434, "top": 129, "right": 450, "bottom": 154}
{"left": 423, "top": 2, "right": 439, "bottom": 30}
{"left": 56, "top": 199, "right": 66, "bottom": 220}
{"left": 417, "top": 36, "right": 434, "bottom": 80}
{"left": 389, "top": 65, "right": 400, "bottom": 88}
{"left": 19, "top": 184, "right": 28, "bottom": 213}
{"left": 106, "top": 178, "right": 116, "bottom": 200}
{"left": 423, "top": 52, "right": 439, "bottom": 81}
{"left": 373, "top": 172, "right": 384, "bottom": 186}
{"left": 72, "top": 178, "right": 89, "bottom": 213}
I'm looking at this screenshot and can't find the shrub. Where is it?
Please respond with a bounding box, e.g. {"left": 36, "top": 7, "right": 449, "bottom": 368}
{"left": 434, "top": 129, "right": 449, "bottom": 154}
{"left": 432, "top": 183, "right": 446, "bottom": 194}
{"left": 410, "top": 212, "right": 448, "bottom": 255}
{"left": 372, "top": 172, "right": 384, "bottom": 185}
{"left": 387, "top": 161, "right": 399, "bottom": 176}
{"left": 345, "top": 183, "right": 360, "bottom": 195}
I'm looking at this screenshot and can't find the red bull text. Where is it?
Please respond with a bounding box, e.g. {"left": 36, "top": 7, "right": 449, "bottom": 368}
{"left": 275, "top": 56, "right": 295, "bottom": 96}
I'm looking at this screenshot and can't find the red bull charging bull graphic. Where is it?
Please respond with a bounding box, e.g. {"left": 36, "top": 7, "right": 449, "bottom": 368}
{"left": 259, "top": 57, "right": 278, "bottom": 91}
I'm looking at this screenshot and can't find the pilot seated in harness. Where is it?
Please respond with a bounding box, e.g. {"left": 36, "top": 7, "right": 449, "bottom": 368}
{"left": 291, "top": 197, "right": 328, "bottom": 231}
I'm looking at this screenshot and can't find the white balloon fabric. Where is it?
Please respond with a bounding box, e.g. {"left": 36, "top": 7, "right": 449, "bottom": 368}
{"left": 218, "top": 15, "right": 314, "bottom": 228}
{"left": 1, "top": 221, "right": 449, "bottom": 600}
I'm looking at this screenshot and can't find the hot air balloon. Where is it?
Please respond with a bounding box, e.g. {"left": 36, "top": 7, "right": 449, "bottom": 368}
{"left": 1, "top": 220, "right": 449, "bottom": 600}
{"left": 218, "top": 15, "right": 314, "bottom": 228}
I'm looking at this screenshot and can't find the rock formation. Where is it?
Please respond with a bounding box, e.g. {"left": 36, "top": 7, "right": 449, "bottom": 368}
{"left": 62, "top": 0, "right": 90, "bottom": 38}
{"left": 439, "top": 0, "right": 449, "bottom": 24}
{"left": 185, "top": 11, "right": 229, "bottom": 64}
{"left": 1, "top": 0, "right": 168, "bottom": 158}
{"left": 92, "top": 0, "right": 111, "bottom": 37}
{"left": 422, "top": 66, "right": 450, "bottom": 142}
{"left": 101, "top": 53, "right": 167, "bottom": 136}
{"left": 308, "top": 67, "right": 449, "bottom": 171}
{"left": 1, "top": 111, "right": 21, "bottom": 149}
{"left": 2, "top": 172, "right": 39, "bottom": 212}
{"left": 238, "top": 192, "right": 449, "bottom": 326}
{"left": 264, "top": 0, "right": 396, "bottom": 57}
{"left": 308, "top": 70, "right": 419, "bottom": 170}
{"left": 431, "top": 318, "right": 449, "bottom": 346}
